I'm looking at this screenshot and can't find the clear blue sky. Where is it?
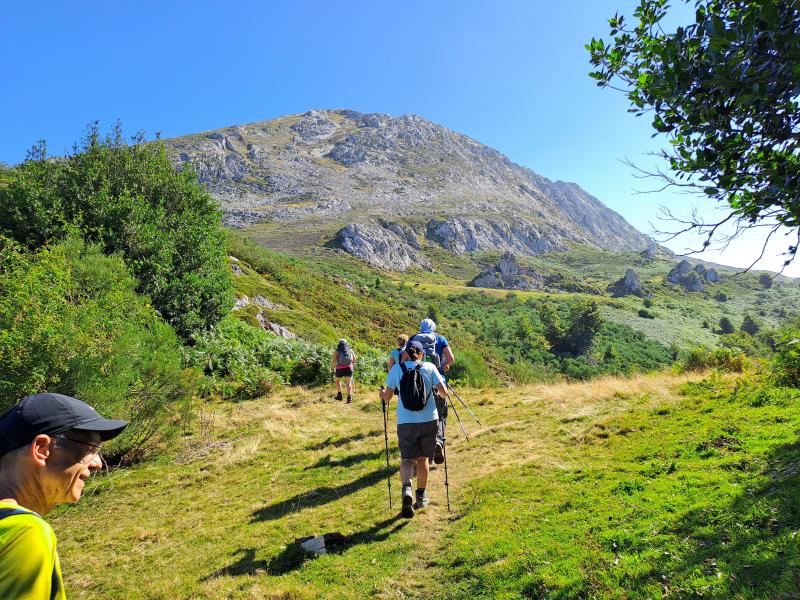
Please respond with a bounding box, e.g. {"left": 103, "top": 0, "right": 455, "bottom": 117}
{"left": 2, "top": 1, "right": 795, "bottom": 274}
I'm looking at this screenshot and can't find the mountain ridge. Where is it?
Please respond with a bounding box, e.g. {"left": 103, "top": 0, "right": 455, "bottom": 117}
{"left": 164, "top": 109, "right": 652, "bottom": 269}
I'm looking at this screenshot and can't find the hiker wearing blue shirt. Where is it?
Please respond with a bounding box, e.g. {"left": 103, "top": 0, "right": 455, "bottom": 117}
{"left": 410, "top": 319, "right": 455, "bottom": 464}
{"left": 387, "top": 334, "right": 409, "bottom": 371}
{"left": 379, "top": 340, "right": 449, "bottom": 518}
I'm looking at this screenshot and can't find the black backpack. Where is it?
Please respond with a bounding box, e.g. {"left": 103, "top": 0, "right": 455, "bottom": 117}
{"left": 396, "top": 363, "right": 429, "bottom": 411}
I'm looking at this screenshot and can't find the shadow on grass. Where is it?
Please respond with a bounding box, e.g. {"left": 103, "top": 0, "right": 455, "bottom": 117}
{"left": 620, "top": 440, "right": 800, "bottom": 597}
{"left": 201, "top": 515, "right": 409, "bottom": 580}
{"left": 251, "top": 467, "right": 398, "bottom": 522}
{"left": 303, "top": 450, "right": 390, "bottom": 470}
{"left": 307, "top": 430, "right": 383, "bottom": 451}
{"left": 266, "top": 514, "right": 409, "bottom": 575}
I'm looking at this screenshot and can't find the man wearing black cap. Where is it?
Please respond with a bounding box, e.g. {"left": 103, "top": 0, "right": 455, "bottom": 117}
{"left": 0, "top": 393, "right": 128, "bottom": 600}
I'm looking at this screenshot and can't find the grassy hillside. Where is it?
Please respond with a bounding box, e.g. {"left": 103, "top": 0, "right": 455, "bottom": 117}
{"left": 50, "top": 370, "right": 800, "bottom": 598}
{"left": 222, "top": 232, "right": 799, "bottom": 388}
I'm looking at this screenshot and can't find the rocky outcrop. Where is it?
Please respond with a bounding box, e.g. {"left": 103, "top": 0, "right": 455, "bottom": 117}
{"left": 425, "top": 218, "right": 567, "bottom": 256}
{"left": 258, "top": 315, "right": 298, "bottom": 339}
{"left": 666, "top": 260, "right": 710, "bottom": 292}
{"left": 329, "top": 221, "right": 431, "bottom": 272}
{"left": 232, "top": 294, "right": 287, "bottom": 312}
{"left": 469, "top": 253, "right": 544, "bottom": 290}
{"left": 164, "top": 109, "right": 653, "bottom": 261}
{"left": 667, "top": 260, "right": 693, "bottom": 284}
{"left": 666, "top": 259, "right": 720, "bottom": 291}
{"left": 608, "top": 268, "right": 650, "bottom": 297}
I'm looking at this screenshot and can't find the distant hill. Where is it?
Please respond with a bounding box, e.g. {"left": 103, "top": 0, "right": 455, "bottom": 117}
{"left": 164, "top": 109, "right": 652, "bottom": 270}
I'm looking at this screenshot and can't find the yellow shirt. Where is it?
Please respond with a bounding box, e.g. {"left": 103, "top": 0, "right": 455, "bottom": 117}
{"left": 0, "top": 500, "right": 65, "bottom": 600}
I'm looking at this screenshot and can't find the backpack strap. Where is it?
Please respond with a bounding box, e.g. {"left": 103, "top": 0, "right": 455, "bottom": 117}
{"left": 0, "top": 508, "right": 38, "bottom": 520}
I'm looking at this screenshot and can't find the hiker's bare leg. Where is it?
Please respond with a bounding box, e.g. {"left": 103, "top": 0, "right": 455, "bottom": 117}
{"left": 346, "top": 376, "right": 354, "bottom": 395}
{"left": 335, "top": 377, "right": 342, "bottom": 393}
{"left": 416, "top": 456, "right": 430, "bottom": 488}
{"left": 400, "top": 459, "right": 415, "bottom": 486}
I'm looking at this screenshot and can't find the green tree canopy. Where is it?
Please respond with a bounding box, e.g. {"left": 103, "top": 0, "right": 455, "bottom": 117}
{"left": 540, "top": 299, "right": 604, "bottom": 355}
{"left": 0, "top": 123, "right": 233, "bottom": 340}
{"left": 588, "top": 0, "right": 800, "bottom": 266}
{"left": 719, "top": 316, "right": 736, "bottom": 334}
{"left": 741, "top": 314, "right": 761, "bottom": 335}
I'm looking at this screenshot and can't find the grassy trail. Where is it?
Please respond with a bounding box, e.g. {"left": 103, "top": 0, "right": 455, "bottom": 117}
{"left": 51, "top": 371, "right": 798, "bottom": 599}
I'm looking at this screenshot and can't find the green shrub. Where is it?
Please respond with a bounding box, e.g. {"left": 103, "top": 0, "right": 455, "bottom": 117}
{"left": 773, "top": 327, "right": 800, "bottom": 386}
{"left": 740, "top": 314, "right": 760, "bottom": 336}
{"left": 186, "top": 317, "right": 387, "bottom": 396}
{"left": 0, "top": 125, "right": 233, "bottom": 340}
{"left": 0, "top": 236, "right": 192, "bottom": 461}
{"left": 678, "top": 346, "right": 745, "bottom": 373}
{"left": 540, "top": 299, "right": 604, "bottom": 356}
{"left": 719, "top": 316, "right": 735, "bottom": 334}
{"left": 637, "top": 308, "right": 655, "bottom": 319}
{"left": 448, "top": 348, "right": 498, "bottom": 388}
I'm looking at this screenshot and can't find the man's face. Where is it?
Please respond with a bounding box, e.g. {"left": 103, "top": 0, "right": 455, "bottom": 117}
{"left": 45, "top": 430, "right": 103, "bottom": 504}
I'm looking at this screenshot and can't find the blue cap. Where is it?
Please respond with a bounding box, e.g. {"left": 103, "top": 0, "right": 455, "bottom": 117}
{"left": 420, "top": 318, "right": 436, "bottom": 333}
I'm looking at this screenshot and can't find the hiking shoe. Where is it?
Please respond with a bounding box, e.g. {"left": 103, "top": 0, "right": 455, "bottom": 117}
{"left": 433, "top": 443, "right": 445, "bottom": 465}
{"left": 346, "top": 395, "right": 352, "bottom": 404}
{"left": 401, "top": 484, "right": 414, "bottom": 519}
{"left": 414, "top": 488, "right": 429, "bottom": 510}
{"left": 335, "top": 392, "right": 343, "bottom": 401}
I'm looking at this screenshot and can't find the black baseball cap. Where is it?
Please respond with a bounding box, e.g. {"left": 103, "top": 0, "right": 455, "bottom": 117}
{"left": 404, "top": 340, "right": 424, "bottom": 353}
{"left": 0, "top": 393, "right": 128, "bottom": 454}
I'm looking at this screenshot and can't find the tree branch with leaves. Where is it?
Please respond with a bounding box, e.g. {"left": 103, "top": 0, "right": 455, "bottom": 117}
{"left": 588, "top": 0, "right": 800, "bottom": 268}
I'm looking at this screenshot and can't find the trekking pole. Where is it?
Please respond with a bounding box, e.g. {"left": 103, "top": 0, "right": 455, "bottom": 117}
{"left": 442, "top": 431, "right": 451, "bottom": 512}
{"left": 380, "top": 388, "right": 392, "bottom": 510}
{"left": 447, "top": 384, "right": 483, "bottom": 426}
{"left": 447, "top": 395, "right": 470, "bottom": 441}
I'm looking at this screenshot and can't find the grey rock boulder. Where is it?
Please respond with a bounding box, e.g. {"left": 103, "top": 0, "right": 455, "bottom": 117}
{"left": 666, "top": 260, "right": 693, "bottom": 284}
{"left": 682, "top": 271, "right": 705, "bottom": 292}
{"left": 705, "top": 268, "right": 719, "bottom": 282}
{"left": 329, "top": 221, "right": 431, "bottom": 272}
{"left": 608, "top": 268, "right": 650, "bottom": 297}
{"left": 468, "top": 252, "right": 544, "bottom": 290}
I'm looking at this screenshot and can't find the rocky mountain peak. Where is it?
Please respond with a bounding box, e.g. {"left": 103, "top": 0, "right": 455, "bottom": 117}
{"left": 164, "top": 109, "right": 652, "bottom": 269}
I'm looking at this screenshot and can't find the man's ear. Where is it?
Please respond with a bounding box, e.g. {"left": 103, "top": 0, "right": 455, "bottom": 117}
{"left": 30, "top": 434, "right": 53, "bottom": 466}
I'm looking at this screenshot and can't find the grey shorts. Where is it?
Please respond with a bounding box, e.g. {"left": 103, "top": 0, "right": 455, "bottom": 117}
{"left": 397, "top": 421, "right": 438, "bottom": 460}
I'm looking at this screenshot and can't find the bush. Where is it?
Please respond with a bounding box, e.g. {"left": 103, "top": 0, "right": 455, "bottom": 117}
{"left": 773, "top": 327, "right": 800, "bottom": 386}
{"left": 541, "top": 299, "right": 604, "bottom": 356}
{"left": 0, "top": 125, "right": 233, "bottom": 340}
{"left": 185, "top": 317, "right": 387, "bottom": 397}
{"left": 637, "top": 308, "right": 655, "bottom": 319}
{"left": 741, "top": 314, "right": 760, "bottom": 336}
{"left": 0, "top": 236, "right": 192, "bottom": 461}
{"left": 719, "top": 317, "right": 735, "bottom": 334}
{"left": 678, "top": 346, "right": 745, "bottom": 373}
{"left": 448, "top": 348, "right": 498, "bottom": 388}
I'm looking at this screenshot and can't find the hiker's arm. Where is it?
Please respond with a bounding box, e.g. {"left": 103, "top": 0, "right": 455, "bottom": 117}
{"left": 442, "top": 346, "right": 454, "bottom": 372}
{"left": 435, "top": 382, "right": 450, "bottom": 398}
{"left": 331, "top": 352, "right": 337, "bottom": 371}
{"left": 379, "top": 386, "right": 393, "bottom": 403}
